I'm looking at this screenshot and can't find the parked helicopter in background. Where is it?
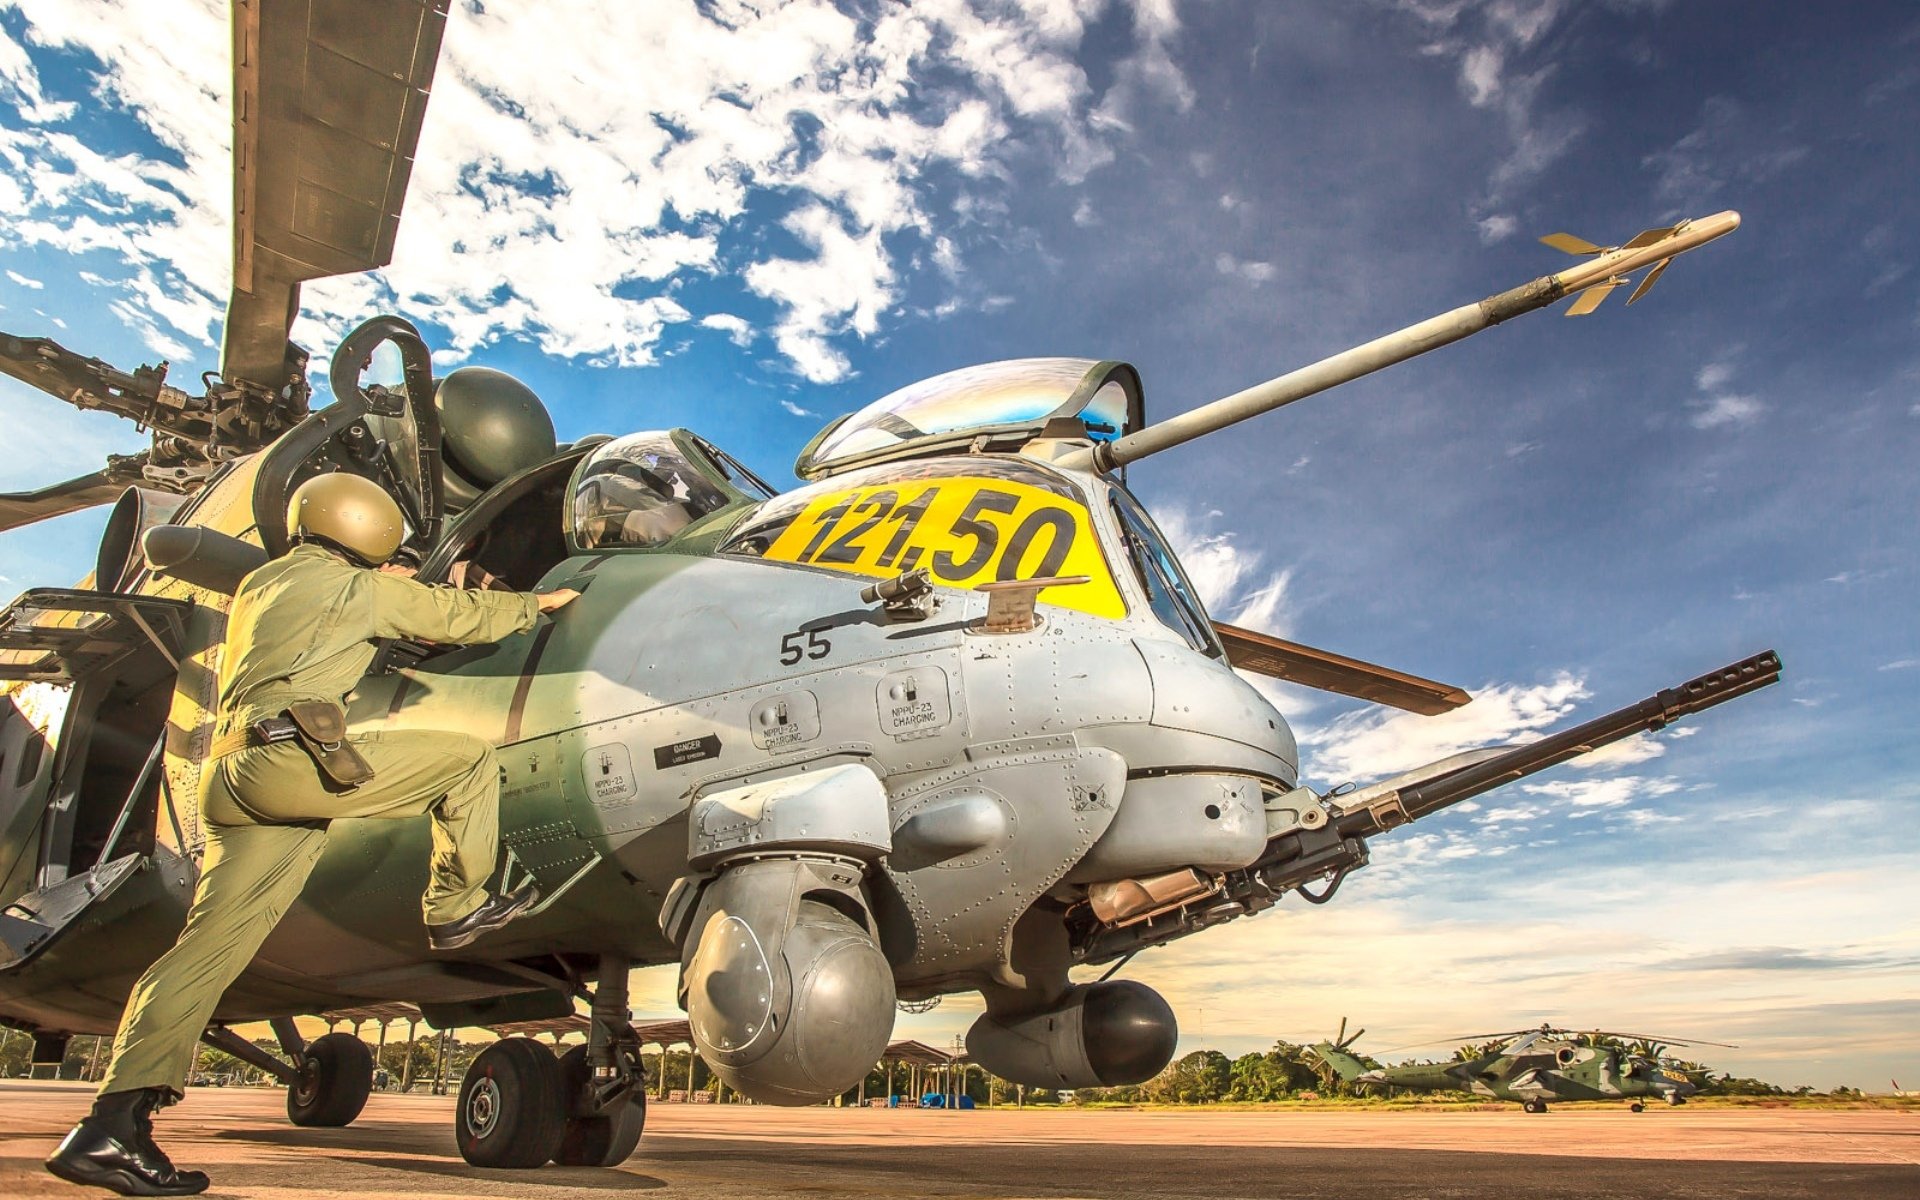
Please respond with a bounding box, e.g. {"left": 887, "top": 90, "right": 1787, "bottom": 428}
{"left": 1310, "top": 1023, "right": 1731, "bottom": 1112}
{"left": 0, "top": 0, "right": 1778, "bottom": 1174}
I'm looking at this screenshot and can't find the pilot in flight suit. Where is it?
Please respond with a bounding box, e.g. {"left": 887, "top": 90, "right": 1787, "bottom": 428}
{"left": 46, "top": 472, "right": 579, "bottom": 1197}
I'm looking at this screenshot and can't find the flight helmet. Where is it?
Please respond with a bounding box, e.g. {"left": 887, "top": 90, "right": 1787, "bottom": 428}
{"left": 286, "top": 473, "right": 405, "bottom": 565}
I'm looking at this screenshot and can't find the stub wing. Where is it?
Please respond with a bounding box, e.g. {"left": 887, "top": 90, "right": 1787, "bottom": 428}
{"left": 1213, "top": 622, "right": 1471, "bottom": 714}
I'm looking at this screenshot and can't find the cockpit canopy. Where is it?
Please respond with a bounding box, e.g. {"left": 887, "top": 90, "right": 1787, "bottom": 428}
{"left": 796, "top": 358, "right": 1144, "bottom": 480}
{"left": 570, "top": 431, "right": 771, "bottom": 551}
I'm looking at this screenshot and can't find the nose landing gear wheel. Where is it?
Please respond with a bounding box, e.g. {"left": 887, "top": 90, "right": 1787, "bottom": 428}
{"left": 286, "top": 1032, "right": 374, "bottom": 1127}
{"left": 1522, "top": 1098, "right": 1548, "bottom": 1113}
{"left": 554, "top": 1045, "right": 647, "bottom": 1166}
{"left": 456, "top": 1037, "right": 567, "bottom": 1168}
{"left": 1629, "top": 1102, "right": 1645, "bottom": 1112}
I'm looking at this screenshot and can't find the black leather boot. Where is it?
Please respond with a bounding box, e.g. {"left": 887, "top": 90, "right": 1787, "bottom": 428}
{"left": 427, "top": 881, "right": 540, "bottom": 950}
{"left": 45, "top": 1088, "right": 209, "bottom": 1196}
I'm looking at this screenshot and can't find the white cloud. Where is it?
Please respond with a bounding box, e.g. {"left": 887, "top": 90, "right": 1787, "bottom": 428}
{"left": 778, "top": 398, "right": 819, "bottom": 419}
{"left": 1155, "top": 506, "right": 1297, "bottom": 634}
{"left": 1691, "top": 392, "right": 1763, "bottom": 429}
{"left": 0, "top": 0, "right": 1189, "bottom": 386}
{"left": 1476, "top": 212, "right": 1517, "bottom": 242}
{"left": 1879, "top": 659, "right": 1920, "bottom": 672}
{"left": 1460, "top": 44, "right": 1504, "bottom": 106}
{"left": 1645, "top": 96, "right": 1810, "bottom": 206}
{"left": 1520, "top": 774, "right": 1682, "bottom": 816}
{"left": 699, "top": 313, "right": 755, "bottom": 349}
{"left": 1695, "top": 361, "right": 1735, "bottom": 390}
{"left": 4, "top": 268, "right": 42, "bottom": 288}
{"left": 1567, "top": 730, "right": 1665, "bottom": 770}
{"left": 1394, "top": 1, "right": 1583, "bottom": 216}
{"left": 1214, "top": 253, "right": 1277, "bottom": 284}
{"left": 1688, "top": 353, "right": 1763, "bottom": 429}
{"left": 1302, "top": 671, "right": 1589, "bottom": 784}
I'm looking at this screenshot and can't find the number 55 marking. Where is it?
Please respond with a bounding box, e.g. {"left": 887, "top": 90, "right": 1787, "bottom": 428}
{"left": 779, "top": 629, "right": 831, "bottom": 666}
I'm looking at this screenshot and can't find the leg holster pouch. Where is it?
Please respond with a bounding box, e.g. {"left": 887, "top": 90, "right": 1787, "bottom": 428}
{"left": 280, "top": 700, "right": 375, "bottom": 790}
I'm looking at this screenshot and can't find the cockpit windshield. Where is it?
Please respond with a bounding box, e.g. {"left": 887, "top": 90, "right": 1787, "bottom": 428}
{"left": 571, "top": 433, "right": 733, "bottom": 550}
{"left": 798, "top": 358, "right": 1141, "bottom": 478}
{"left": 1110, "top": 485, "right": 1223, "bottom": 657}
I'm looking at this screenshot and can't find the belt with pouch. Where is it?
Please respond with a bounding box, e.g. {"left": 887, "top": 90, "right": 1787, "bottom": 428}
{"left": 208, "top": 700, "right": 376, "bottom": 790}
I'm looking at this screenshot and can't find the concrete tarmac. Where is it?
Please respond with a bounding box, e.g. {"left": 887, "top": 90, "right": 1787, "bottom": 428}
{"left": 3, "top": 1081, "right": 1916, "bottom": 1199}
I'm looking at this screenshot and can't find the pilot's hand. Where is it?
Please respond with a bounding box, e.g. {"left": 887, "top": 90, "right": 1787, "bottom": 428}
{"left": 379, "top": 563, "right": 418, "bottom": 579}
{"left": 537, "top": 588, "right": 582, "bottom": 614}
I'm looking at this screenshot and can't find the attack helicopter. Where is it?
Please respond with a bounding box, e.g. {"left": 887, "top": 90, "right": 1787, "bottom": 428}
{"left": 0, "top": 0, "right": 1780, "bottom": 1174}
{"left": 1310, "top": 1023, "right": 1731, "bottom": 1112}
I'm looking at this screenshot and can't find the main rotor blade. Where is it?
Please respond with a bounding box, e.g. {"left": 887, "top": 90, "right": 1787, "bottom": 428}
{"left": 1575, "top": 1029, "right": 1739, "bottom": 1049}
{"left": 224, "top": 0, "right": 450, "bottom": 392}
{"left": 1374, "top": 1028, "right": 1543, "bottom": 1055}
{"left": 1213, "top": 623, "right": 1472, "bottom": 715}
{"left": 0, "top": 460, "right": 145, "bottom": 534}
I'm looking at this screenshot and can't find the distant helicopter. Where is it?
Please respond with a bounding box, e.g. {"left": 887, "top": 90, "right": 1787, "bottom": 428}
{"left": 0, "top": 0, "right": 1777, "bottom": 1174}
{"left": 1310, "top": 1022, "right": 1731, "bottom": 1112}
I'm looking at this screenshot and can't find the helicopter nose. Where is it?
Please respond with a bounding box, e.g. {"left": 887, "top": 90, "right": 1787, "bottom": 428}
{"left": 1134, "top": 637, "right": 1297, "bottom": 774}
{"left": 1066, "top": 638, "right": 1298, "bottom": 885}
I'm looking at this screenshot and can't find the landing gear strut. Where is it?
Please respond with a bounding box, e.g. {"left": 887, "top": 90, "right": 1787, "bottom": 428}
{"left": 453, "top": 955, "right": 648, "bottom": 1169}
{"left": 201, "top": 1017, "right": 373, "bottom": 1127}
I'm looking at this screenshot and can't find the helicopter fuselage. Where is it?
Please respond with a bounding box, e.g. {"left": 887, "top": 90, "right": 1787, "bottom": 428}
{"left": 0, "top": 440, "right": 1299, "bottom": 1038}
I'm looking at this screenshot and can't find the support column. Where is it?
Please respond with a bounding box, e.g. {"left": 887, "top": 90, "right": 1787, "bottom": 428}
{"left": 398, "top": 1019, "right": 418, "bottom": 1091}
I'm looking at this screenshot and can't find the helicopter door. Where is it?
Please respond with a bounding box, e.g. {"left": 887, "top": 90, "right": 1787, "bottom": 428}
{"left": 0, "top": 587, "right": 190, "bottom": 971}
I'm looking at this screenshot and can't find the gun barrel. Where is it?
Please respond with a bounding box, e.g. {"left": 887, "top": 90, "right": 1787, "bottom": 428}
{"left": 1336, "top": 649, "right": 1781, "bottom": 838}
{"left": 1059, "top": 211, "right": 1740, "bottom": 473}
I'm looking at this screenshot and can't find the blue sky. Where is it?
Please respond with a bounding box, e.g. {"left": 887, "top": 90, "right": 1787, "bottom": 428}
{"left": 1, "top": 1, "right": 1915, "bottom": 1089}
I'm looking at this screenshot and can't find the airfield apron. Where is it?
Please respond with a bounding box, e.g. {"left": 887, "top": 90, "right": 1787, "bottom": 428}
{"left": 100, "top": 543, "right": 541, "bottom": 1097}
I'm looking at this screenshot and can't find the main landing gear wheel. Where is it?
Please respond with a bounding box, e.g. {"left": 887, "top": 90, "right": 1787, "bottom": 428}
{"left": 554, "top": 1045, "right": 647, "bottom": 1166}
{"left": 456, "top": 1037, "right": 567, "bottom": 1168}
{"left": 286, "top": 1032, "right": 373, "bottom": 1127}
{"left": 1629, "top": 1102, "right": 1645, "bottom": 1112}
{"left": 1522, "top": 1098, "right": 1548, "bottom": 1113}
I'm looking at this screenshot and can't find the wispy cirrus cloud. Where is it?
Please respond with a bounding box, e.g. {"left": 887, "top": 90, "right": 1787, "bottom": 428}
{"left": 1391, "top": 0, "right": 1585, "bottom": 240}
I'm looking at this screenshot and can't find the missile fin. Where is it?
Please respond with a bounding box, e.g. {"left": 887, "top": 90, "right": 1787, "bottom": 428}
{"left": 1622, "top": 225, "right": 1679, "bottom": 250}
{"left": 1564, "top": 280, "right": 1621, "bottom": 316}
{"left": 1626, "top": 257, "right": 1672, "bottom": 305}
{"left": 1540, "top": 232, "right": 1606, "bottom": 255}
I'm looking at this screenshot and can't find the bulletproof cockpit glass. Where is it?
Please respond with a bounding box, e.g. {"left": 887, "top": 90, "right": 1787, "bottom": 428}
{"left": 1110, "top": 486, "right": 1223, "bottom": 657}
{"left": 722, "top": 457, "right": 1128, "bottom": 620}
{"left": 571, "top": 433, "right": 734, "bottom": 550}
{"left": 797, "top": 358, "right": 1142, "bottom": 479}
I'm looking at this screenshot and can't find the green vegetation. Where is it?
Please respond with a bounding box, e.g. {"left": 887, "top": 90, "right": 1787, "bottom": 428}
{"left": 1069, "top": 1043, "right": 1909, "bottom": 1108}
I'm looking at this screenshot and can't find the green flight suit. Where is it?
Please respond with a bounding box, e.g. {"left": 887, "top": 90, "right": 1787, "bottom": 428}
{"left": 99, "top": 542, "right": 542, "bottom": 1098}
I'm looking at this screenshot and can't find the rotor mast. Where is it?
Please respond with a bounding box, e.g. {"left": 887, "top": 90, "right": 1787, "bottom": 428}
{"left": 1061, "top": 210, "right": 1741, "bottom": 473}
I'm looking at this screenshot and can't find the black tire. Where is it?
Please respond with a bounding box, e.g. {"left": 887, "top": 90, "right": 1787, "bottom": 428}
{"left": 287, "top": 1032, "right": 374, "bottom": 1127}
{"left": 553, "top": 1045, "right": 647, "bottom": 1167}
{"left": 1629, "top": 1102, "right": 1645, "bottom": 1113}
{"left": 1522, "top": 1099, "right": 1547, "bottom": 1113}
{"left": 457, "top": 1037, "right": 567, "bottom": 1168}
